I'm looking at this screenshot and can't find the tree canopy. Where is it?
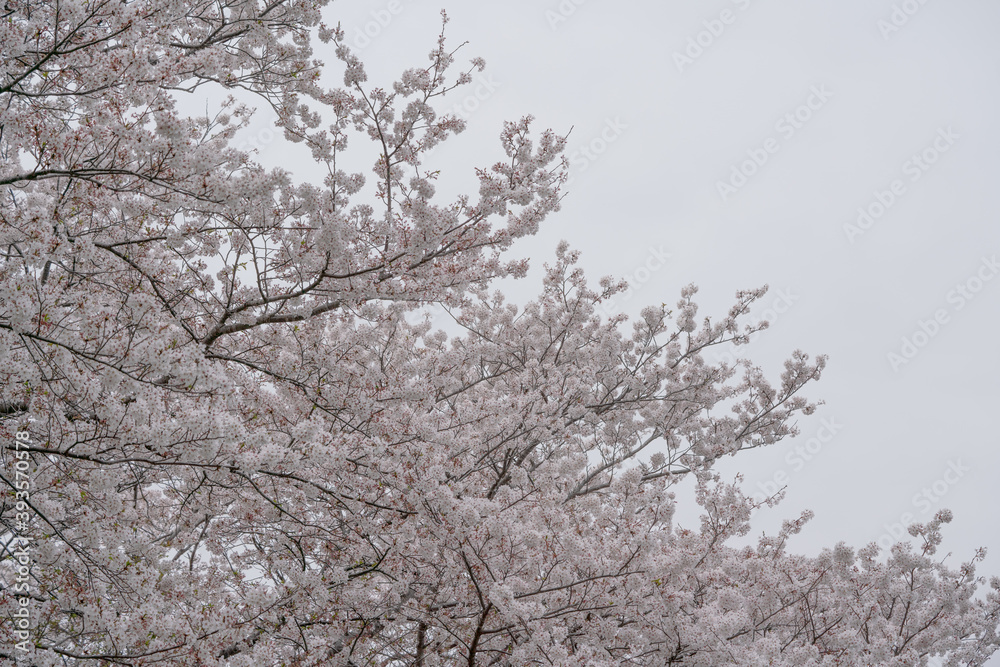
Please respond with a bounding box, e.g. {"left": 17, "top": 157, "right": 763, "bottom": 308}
{"left": 1, "top": 0, "right": 997, "bottom": 664}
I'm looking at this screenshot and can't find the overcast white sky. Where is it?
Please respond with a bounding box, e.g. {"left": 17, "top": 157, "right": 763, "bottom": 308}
{"left": 242, "top": 1, "right": 1000, "bottom": 659}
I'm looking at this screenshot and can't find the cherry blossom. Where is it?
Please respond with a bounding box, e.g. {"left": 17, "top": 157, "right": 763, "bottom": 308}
{"left": 1, "top": 1, "right": 997, "bottom": 665}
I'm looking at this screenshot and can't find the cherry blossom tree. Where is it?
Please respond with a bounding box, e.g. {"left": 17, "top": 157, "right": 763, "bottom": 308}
{"left": 1, "top": 0, "right": 997, "bottom": 664}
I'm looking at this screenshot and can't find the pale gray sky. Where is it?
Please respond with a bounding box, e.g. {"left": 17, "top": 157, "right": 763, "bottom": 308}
{"left": 248, "top": 1, "right": 1000, "bottom": 660}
